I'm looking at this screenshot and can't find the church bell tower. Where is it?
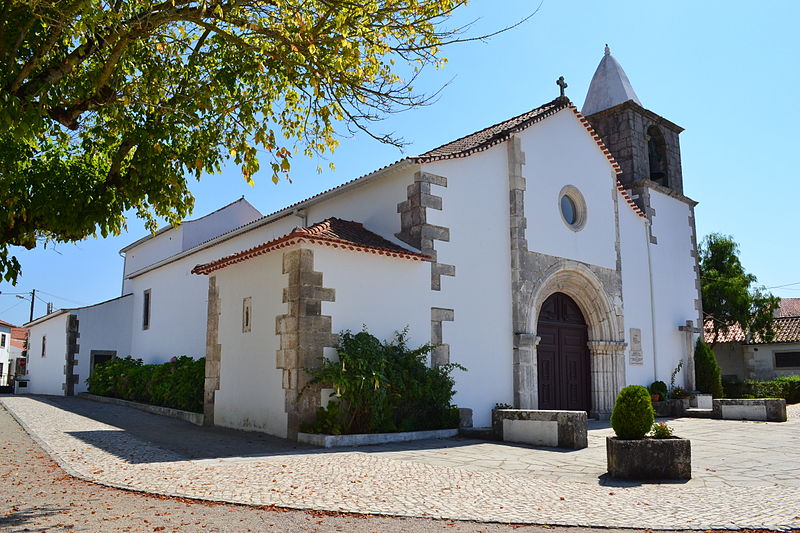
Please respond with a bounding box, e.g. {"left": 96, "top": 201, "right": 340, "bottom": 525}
{"left": 582, "top": 45, "right": 686, "bottom": 202}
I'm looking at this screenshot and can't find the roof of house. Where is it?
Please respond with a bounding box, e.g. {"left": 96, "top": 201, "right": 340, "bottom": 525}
{"left": 412, "top": 98, "right": 570, "bottom": 163}
{"left": 126, "top": 95, "right": 647, "bottom": 280}
{"left": 776, "top": 298, "right": 800, "bottom": 318}
{"left": 192, "top": 218, "right": 429, "bottom": 275}
{"left": 704, "top": 316, "right": 800, "bottom": 345}
{"left": 0, "top": 319, "right": 15, "bottom": 329}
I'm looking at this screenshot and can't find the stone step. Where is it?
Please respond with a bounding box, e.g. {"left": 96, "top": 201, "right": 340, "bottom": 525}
{"left": 684, "top": 408, "right": 714, "bottom": 419}
{"left": 459, "top": 427, "right": 495, "bottom": 440}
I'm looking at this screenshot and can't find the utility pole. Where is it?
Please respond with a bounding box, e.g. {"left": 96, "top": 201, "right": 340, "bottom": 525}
{"left": 29, "top": 289, "right": 35, "bottom": 322}
{"left": 46, "top": 301, "right": 53, "bottom": 314}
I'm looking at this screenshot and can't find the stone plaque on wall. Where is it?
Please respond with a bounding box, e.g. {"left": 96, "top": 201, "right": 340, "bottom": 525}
{"left": 629, "top": 328, "right": 643, "bottom": 365}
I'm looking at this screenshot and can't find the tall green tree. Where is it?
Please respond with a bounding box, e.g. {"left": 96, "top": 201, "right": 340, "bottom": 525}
{"left": 699, "top": 233, "right": 779, "bottom": 347}
{"left": 0, "top": 0, "right": 477, "bottom": 283}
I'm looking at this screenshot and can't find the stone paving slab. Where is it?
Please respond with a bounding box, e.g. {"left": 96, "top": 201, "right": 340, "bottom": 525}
{"left": 2, "top": 395, "right": 800, "bottom": 531}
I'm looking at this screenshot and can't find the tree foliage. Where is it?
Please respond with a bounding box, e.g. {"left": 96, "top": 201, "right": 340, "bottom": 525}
{"left": 699, "top": 233, "right": 779, "bottom": 347}
{"left": 694, "top": 338, "right": 723, "bottom": 398}
{"left": 0, "top": 0, "right": 471, "bottom": 282}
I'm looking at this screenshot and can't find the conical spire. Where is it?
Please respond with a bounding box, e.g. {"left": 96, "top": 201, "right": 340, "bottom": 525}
{"left": 581, "top": 45, "right": 642, "bottom": 116}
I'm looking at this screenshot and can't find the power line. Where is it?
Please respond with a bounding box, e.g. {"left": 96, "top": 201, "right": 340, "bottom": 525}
{"left": 35, "top": 290, "right": 86, "bottom": 306}
{"left": 0, "top": 300, "right": 25, "bottom": 315}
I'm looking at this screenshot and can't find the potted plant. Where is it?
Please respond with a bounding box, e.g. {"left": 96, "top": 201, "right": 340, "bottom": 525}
{"left": 606, "top": 385, "right": 691, "bottom": 480}
{"left": 648, "top": 380, "right": 667, "bottom": 402}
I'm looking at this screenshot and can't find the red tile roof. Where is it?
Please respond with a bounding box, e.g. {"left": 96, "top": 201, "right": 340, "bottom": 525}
{"left": 704, "top": 316, "right": 800, "bottom": 345}
{"left": 411, "top": 98, "right": 570, "bottom": 162}
{"left": 776, "top": 298, "right": 800, "bottom": 318}
{"left": 192, "top": 218, "right": 429, "bottom": 275}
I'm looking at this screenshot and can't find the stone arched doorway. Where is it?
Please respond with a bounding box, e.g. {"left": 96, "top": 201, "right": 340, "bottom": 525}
{"left": 512, "top": 260, "right": 627, "bottom": 418}
{"left": 536, "top": 292, "right": 591, "bottom": 412}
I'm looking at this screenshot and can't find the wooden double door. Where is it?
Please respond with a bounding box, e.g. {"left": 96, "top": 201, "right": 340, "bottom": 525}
{"left": 537, "top": 292, "right": 591, "bottom": 412}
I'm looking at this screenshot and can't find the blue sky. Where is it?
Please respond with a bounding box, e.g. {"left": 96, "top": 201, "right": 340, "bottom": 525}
{"left": 2, "top": 1, "right": 799, "bottom": 325}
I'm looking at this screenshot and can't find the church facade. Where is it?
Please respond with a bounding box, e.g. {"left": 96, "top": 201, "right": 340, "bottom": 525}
{"left": 24, "top": 49, "right": 702, "bottom": 439}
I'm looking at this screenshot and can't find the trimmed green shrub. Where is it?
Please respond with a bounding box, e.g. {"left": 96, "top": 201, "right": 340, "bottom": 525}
{"left": 86, "top": 356, "right": 205, "bottom": 413}
{"left": 723, "top": 375, "right": 800, "bottom": 404}
{"left": 694, "top": 339, "right": 723, "bottom": 398}
{"left": 610, "top": 385, "right": 655, "bottom": 439}
{"left": 649, "top": 380, "right": 668, "bottom": 399}
{"left": 304, "top": 328, "right": 464, "bottom": 435}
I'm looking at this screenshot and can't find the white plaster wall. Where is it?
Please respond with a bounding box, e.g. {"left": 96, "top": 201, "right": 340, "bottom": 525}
{"left": 422, "top": 144, "right": 515, "bottom": 428}
{"left": 745, "top": 343, "right": 800, "bottom": 380}
{"left": 26, "top": 313, "right": 70, "bottom": 396}
{"left": 181, "top": 200, "right": 262, "bottom": 251}
{"left": 123, "top": 228, "right": 184, "bottom": 277}
{"left": 304, "top": 165, "right": 414, "bottom": 245}
{"left": 618, "top": 196, "right": 658, "bottom": 387}
{"left": 649, "top": 189, "right": 700, "bottom": 388}
{"left": 127, "top": 216, "right": 297, "bottom": 364}
{"left": 73, "top": 295, "right": 133, "bottom": 394}
{"left": 314, "top": 244, "right": 431, "bottom": 349}
{"left": 521, "top": 110, "right": 618, "bottom": 270}
{"left": 0, "top": 326, "right": 10, "bottom": 384}
{"left": 213, "top": 250, "right": 287, "bottom": 437}
{"left": 713, "top": 342, "right": 747, "bottom": 381}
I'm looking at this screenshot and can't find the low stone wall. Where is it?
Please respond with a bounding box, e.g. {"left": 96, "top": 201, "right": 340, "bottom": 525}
{"left": 491, "top": 409, "right": 587, "bottom": 449}
{"left": 652, "top": 399, "right": 689, "bottom": 417}
{"left": 78, "top": 393, "right": 205, "bottom": 426}
{"left": 713, "top": 398, "right": 787, "bottom": 422}
{"left": 297, "top": 428, "right": 459, "bottom": 448}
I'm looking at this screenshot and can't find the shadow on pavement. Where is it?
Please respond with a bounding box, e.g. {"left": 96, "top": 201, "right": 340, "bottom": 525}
{"left": 0, "top": 506, "right": 70, "bottom": 529}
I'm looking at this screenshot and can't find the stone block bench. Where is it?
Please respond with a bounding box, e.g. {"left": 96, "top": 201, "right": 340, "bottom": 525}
{"left": 712, "top": 398, "right": 787, "bottom": 422}
{"left": 491, "top": 409, "right": 587, "bottom": 449}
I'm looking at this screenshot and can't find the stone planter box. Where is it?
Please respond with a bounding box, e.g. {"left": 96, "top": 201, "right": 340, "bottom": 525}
{"left": 606, "top": 436, "right": 691, "bottom": 480}
{"left": 690, "top": 393, "right": 713, "bottom": 409}
{"left": 492, "top": 409, "right": 587, "bottom": 449}
{"left": 712, "top": 398, "right": 787, "bottom": 422}
{"left": 297, "top": 428, "right": 458, "bottom": 448}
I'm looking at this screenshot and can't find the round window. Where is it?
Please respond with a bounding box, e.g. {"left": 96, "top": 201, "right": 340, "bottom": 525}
{"left": 558, "top": 186, "right": 586, "bottom": 231}
{"left": 560, "top": 195, "right": 577, "bottom": 225}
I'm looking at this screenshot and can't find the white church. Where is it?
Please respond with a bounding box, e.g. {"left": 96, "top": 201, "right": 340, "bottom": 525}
{"left": 25, "top": 48, "right": 702, "bottom": 439}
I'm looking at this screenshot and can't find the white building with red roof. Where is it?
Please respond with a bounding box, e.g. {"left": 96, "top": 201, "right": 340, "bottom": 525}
{"left": 706, "top": 299, "right": 800, "bottom": 382}
{"left": 24, "top": 48, "right": 702, "bottom": 439}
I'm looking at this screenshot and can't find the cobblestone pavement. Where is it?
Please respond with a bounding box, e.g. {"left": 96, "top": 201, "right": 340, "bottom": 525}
{"left": 3, "top": 396, "right": 799, "bottom": 531}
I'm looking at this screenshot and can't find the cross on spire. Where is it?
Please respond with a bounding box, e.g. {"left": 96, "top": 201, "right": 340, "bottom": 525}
{"left": 556, "top": 76, "right": 568, "bottom": 98}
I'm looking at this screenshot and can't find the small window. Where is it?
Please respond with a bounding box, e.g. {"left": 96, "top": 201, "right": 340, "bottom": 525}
{"left": 558, "top": 185, "right": 587, "bottom": 231}
{"left": 0, "top": 333, "right": 5, "bottom": 348}
{"left": 142, "top": 289, "right": 151, "bottom": 330}
{"left": 41, "top": 335, "right": 46, "bottom": 357}
{"left": 775, "top": 352, "right": 800, "bottom": 368}
{"left": 242, "top": 297, "right": 252, "bottom": 333}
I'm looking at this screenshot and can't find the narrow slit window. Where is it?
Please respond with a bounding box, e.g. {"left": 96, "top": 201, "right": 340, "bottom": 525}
{"left": 143, "top": 289, "right": 151, "bottom": 330}
{"left": 242, "top": 297, "right": 252, "bottom": 333}
{"left": 41, "top": 335, "right": 46, "bottom": 357}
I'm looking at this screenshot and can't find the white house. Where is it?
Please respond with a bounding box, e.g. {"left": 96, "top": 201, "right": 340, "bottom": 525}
{"left": 25, "top": 48, "right": 702, "bottom": 440}
{"left": 0, "top": 320, "right": 13, "bottom": 386}
{"left": 708, "top": 299, "right": 800, "bottom": 382}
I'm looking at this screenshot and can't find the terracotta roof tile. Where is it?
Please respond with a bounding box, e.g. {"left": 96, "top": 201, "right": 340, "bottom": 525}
{"left": 192, "top": 218, "right": 428, "bottom": 275}
{"left": 776, "top": 298, "right": 800, "bottom": 318}
{"left": 704, "top": 316, "right": 800, "bottom": 345}
{"left": 411, "top": 98, "right": 570, "bottom": 163}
